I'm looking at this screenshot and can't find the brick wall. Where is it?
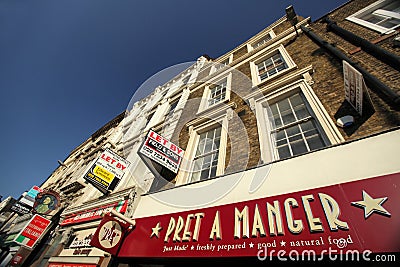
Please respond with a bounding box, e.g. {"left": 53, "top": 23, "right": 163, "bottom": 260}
{"left": 170, "top": 0, "right": 400, "bottom": 186}
{"left": 306, "top": 0, "right": 400, "bottom": 140}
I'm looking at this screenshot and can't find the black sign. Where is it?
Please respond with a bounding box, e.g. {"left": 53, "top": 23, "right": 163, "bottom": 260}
{"left": 10, "top": 202, "right": 32, "bottom": 215}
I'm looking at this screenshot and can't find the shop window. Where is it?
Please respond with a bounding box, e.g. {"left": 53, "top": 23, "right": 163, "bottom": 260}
{"left": 190, "top": 126, "right": 222, "bottom": 182}
{"left": 347, "top": 0, "right": 400, "bottom": 34}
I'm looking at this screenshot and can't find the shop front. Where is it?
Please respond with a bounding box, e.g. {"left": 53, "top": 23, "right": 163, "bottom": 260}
{"left": 91, "top": 129, "right": 400, "bottom": 265}
{"left": 49, "top": 200, "right": 129, "bottom": 267}
{"left": 48, "top": 228, "right": 108, "bottom": 267}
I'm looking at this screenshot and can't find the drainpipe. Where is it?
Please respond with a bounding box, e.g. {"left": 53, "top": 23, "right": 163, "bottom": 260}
{"left": 300, "top": 24, "right": 400, "bottom": 107}
{"left": 323, "top": 17, "right": 400, "bottom": 72}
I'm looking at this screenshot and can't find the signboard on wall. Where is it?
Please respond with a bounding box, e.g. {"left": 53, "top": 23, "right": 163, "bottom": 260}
{"left": 10, "top": 186, "right": 44, "bottom": 215}
{"left": 14, "top": 214, "right": 51, "bottom": 248}
{"left": 58, "top": 228, "right": 105, "bottom": 257}
{"left": 90, "top": 213, "right": 131, "bottom": 256}
{"left": 19, "top": 186, "right": 43, "bottom": 208}
{"left": 10, "top": 202, "right": 31, "bottom": 215}
{"left": 343, "top": 60, "right": 365, "bottom": 115}
{"left": 96, "top": 172, "right": 400, "bottom": 258}
{"left": 83, "top": 149, "right": 130, "bottom": 191}
{"left": 138, "top": 130, "right": 184, "bottom": 174}
{"left": 33, "top": 190, "right": 61, "bottom": 215}
{"left": 60, "top": 200, "right": 128, "bottom": 226}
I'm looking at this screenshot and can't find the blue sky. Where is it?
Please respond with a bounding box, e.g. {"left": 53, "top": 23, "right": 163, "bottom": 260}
{"left": 0, "top": 0, "right": 347, "bottom": 200}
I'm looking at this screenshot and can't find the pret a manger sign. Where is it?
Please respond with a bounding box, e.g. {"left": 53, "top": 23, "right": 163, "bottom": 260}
{"left": 139, "top": 130, "right": 184, "bottom": 173}
{"left": 84, "top": 149, "right": 130, "bottom": 191}
{"left": 112, "top": 173, "right": 398, "bottom": 258}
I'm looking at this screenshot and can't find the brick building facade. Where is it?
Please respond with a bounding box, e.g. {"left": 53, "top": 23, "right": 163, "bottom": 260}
{"left": 2, "top": 1, "right": 399, "bottom": 266}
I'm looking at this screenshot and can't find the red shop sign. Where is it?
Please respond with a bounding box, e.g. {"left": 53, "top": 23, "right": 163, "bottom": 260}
{"left": 90, "top": 213, "right": 131, "bottom": 256}
{"left": 112, "top": 173, "right": 399, "bottom": 258}
{"left": 10, "top": 254, "right": 23, "bottom": 266}
{"left": 60, "top": 200, "right": 128, "bottom": 226}
{"left": 14, "top": 214, "right": 51, "bottom": 248}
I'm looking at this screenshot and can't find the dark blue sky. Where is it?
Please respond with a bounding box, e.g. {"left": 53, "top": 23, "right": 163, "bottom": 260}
{"left": 0, "top": 0, "right": 347, "bottom": 199}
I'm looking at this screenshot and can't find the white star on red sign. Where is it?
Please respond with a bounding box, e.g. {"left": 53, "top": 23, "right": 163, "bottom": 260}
{"left": 150, "top": 222, "right": 162, "bottom": 238}
{"left": 351, "top": 190, "right": 391, "bottom": 219}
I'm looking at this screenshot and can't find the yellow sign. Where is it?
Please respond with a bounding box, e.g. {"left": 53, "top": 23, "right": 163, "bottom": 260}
{"left": 93, "top": 165, "right": 115, "bottom": 183}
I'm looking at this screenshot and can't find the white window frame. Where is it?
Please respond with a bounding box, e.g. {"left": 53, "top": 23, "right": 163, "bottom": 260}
{"left": 210, "top": 54, "right": 233, "bottom": 74}
{"left": 248, "top": 30, "right": 276, "bottom": 51}
{"left": 254, "top": 81, "right": 343, "bottom": 163}
{"left": 346, "top": 0, "right": 400, "bottom": 34}
{"left": 175, "top": 115, "right": 229, "bottom": 185}
{"left": 198, "top": 73, "right": 232, "bottom": 113}
{"left": 250, "top": 45, "right": 296, "bottom": 86}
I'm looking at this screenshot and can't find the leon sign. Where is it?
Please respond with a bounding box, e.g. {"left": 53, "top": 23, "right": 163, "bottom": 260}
{"left": 138, "top": 130, "right": 184, "bottom": 173}
{"left": 84, "top": 149, "right": 130, "bottom": 191}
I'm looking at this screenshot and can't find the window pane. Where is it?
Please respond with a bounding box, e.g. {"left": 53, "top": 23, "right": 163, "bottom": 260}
{"left": 210, "top": 167, "right": 217, "bottom": 178}
{"left": 191, "top": 171, "right": 200, "bottom": 182}
{"left": 290, "top": 139, "right": 308, "bottom": 155}
{"left": 293, "top": 104, "right": 308, "bottom": 120}
{"left": 203, "top": 155, "right": 212, "bottom": 168}
{"left": 169, "top": 100, "right": 179, "bottom": 113}
{"left": 301, "top": 121, "right": 325, "bottom": 150}
{"left": 285, "top": 124, "right": 300, "bottom": 137}
{"left": 212, "top": 138, "right": 220, "bottom": 151}
{"left": 200, "top": 169, "right": 210, "bottom": 180}
{"left": 204, "top": 139, "right": 213, "bottom": 153}
{"left": 215, "top": 127, "right": 221, "bottom": 136}
{"left": 212, "top": 154, "right": 219, "bottom": 166}
{"left": 280, "top": 110, "right": 296, "bottom": 125}
{"left": 278, "top": 98, "right": 290, "bottom": 111}
{"left": 192, "top": 158, "right": 202, "bottom": 171}
{"left": 306, "top": 134, "right": 325, "bottom": 151}
{"left": 268, "top": 68, "right": 277, "bottom": 76}
{"left": 276, "top": 138, "right": 287, "bottom": 147}
{"left": 380, "top": 18, "right": 400, "bottom": 28}
{"left": 277, "top": 145, "right": 291, "bottom": 159}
